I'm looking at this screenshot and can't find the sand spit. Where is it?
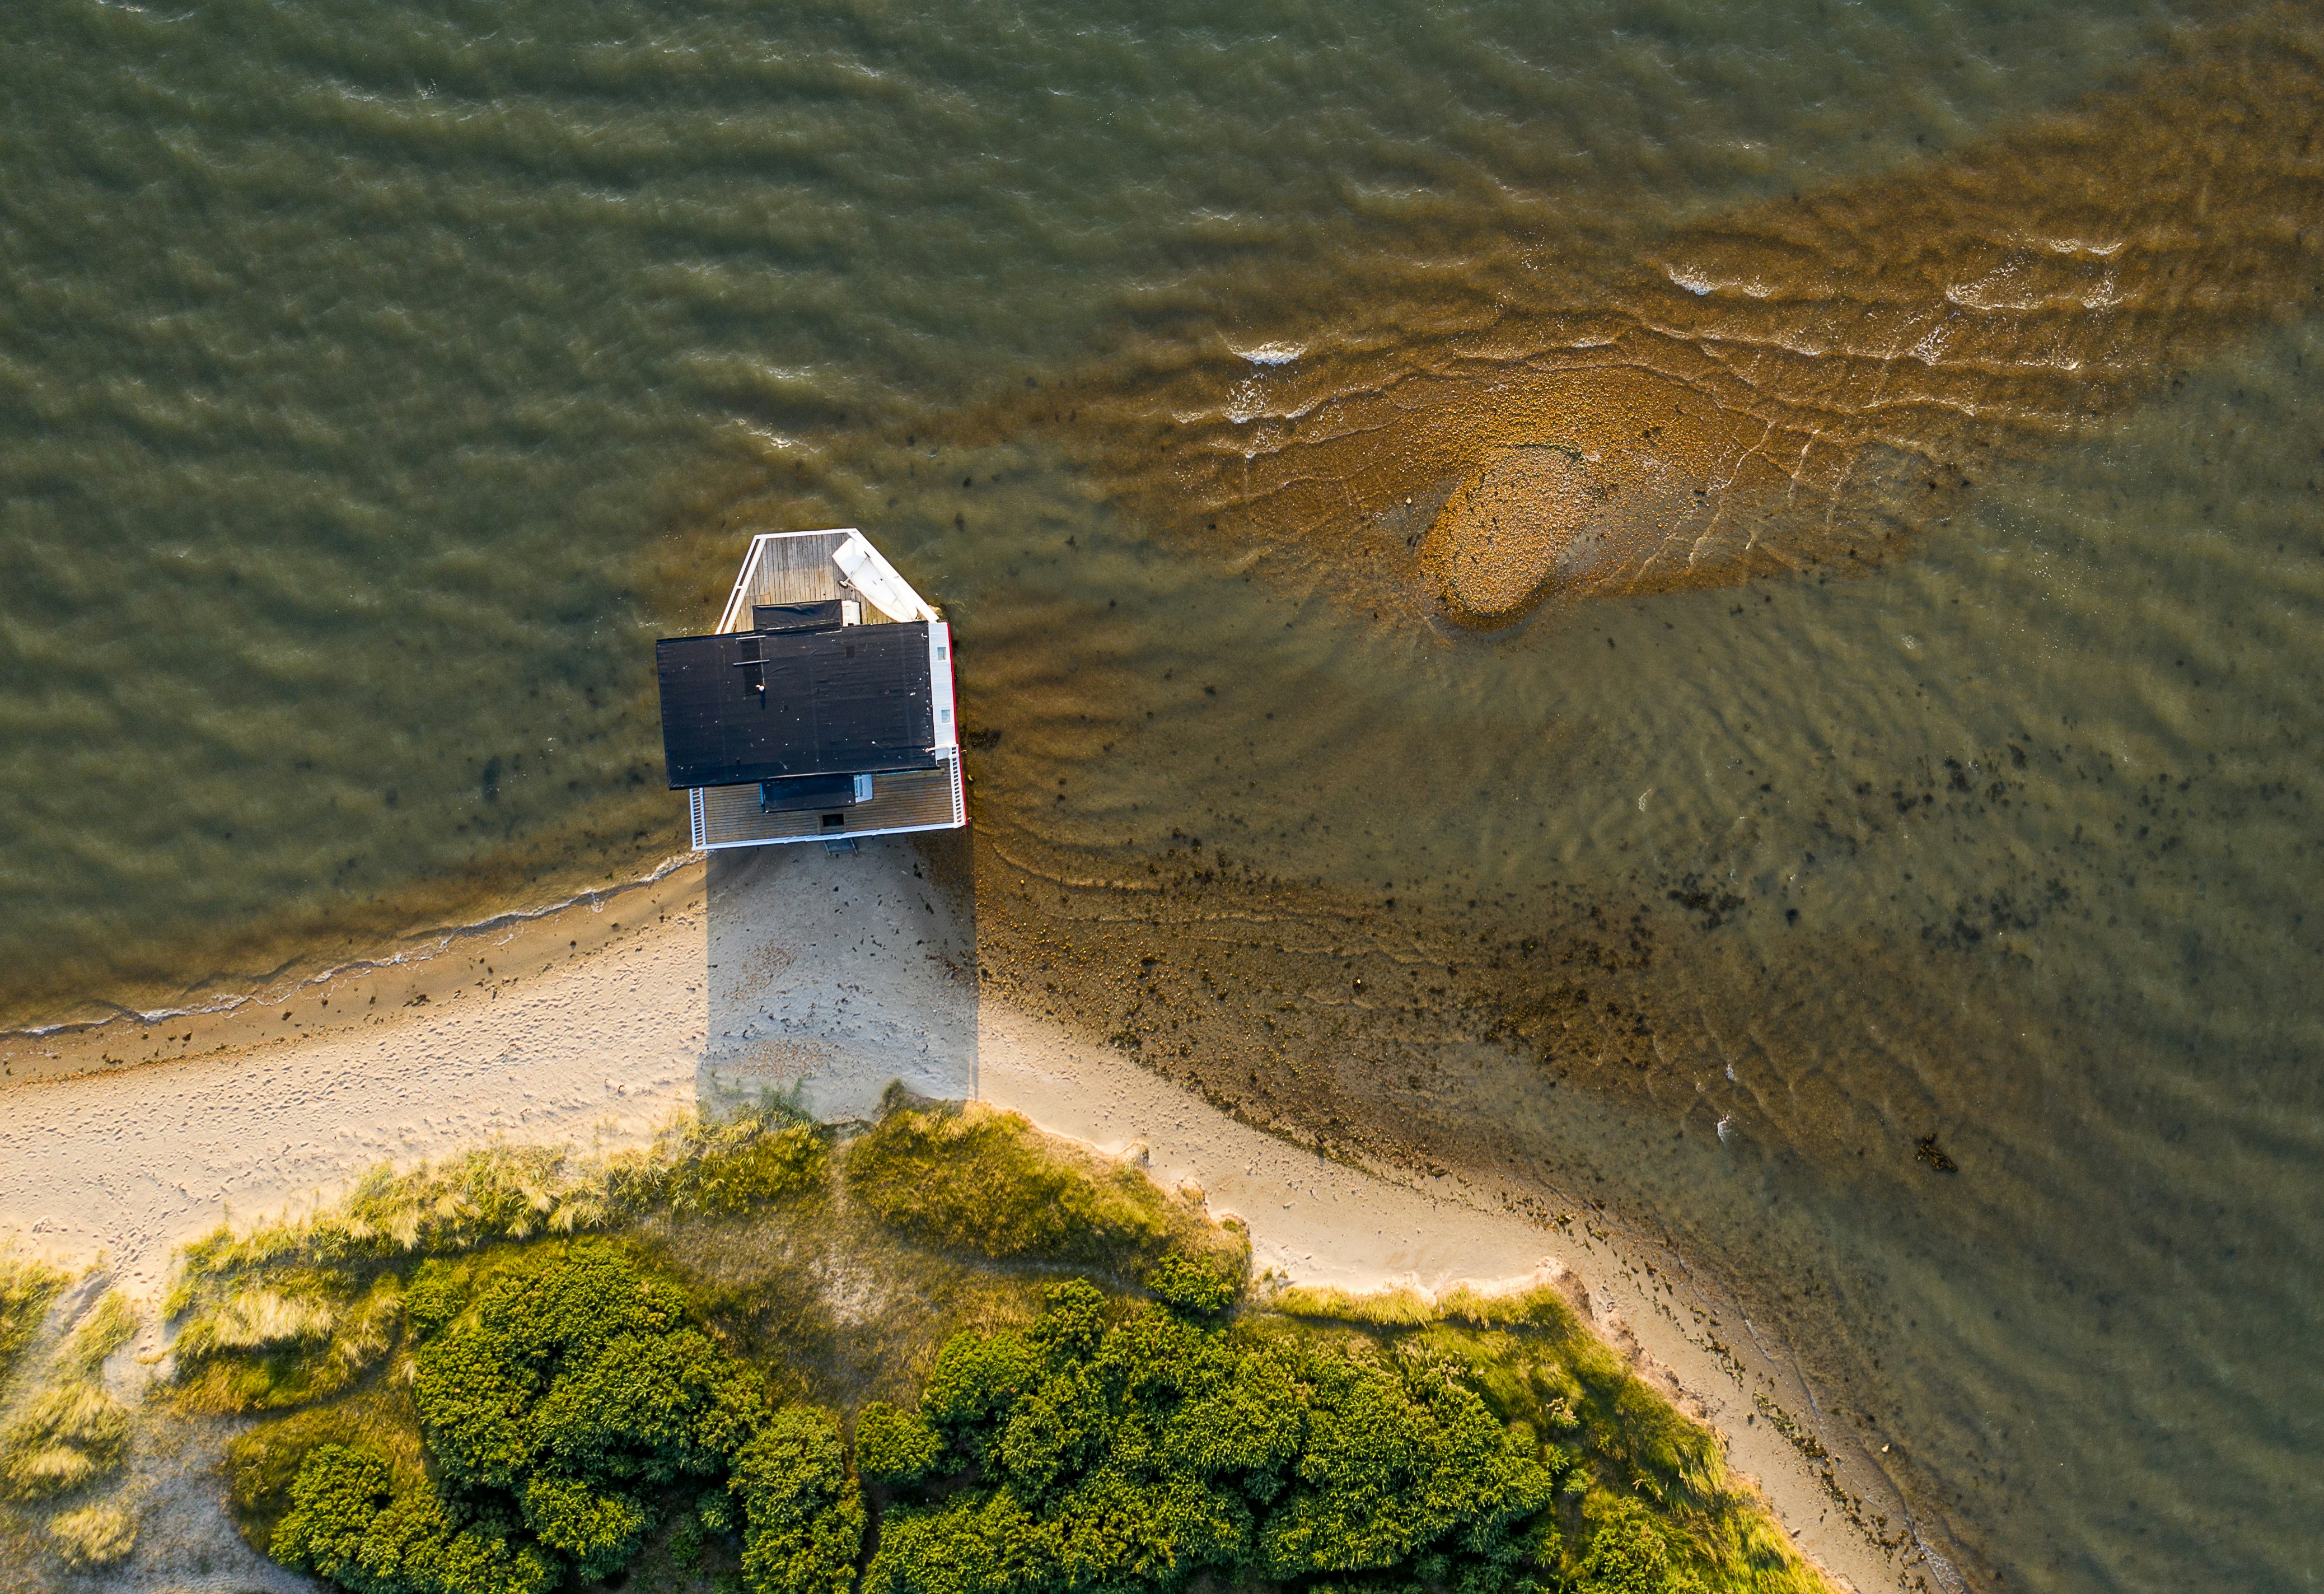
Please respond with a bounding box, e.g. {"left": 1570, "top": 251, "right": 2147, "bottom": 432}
{"left": 1, "top": 839, "right": 1926, "bottom": 1593}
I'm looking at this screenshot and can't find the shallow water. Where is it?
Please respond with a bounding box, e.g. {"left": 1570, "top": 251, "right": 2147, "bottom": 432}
{"left": 6, "top": 1, "right": 2322, "bottom": 1588}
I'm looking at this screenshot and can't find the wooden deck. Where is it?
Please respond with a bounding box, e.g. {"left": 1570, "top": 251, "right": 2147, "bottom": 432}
{"left": 716, "top": 529, "right": 854, "bottom": 627}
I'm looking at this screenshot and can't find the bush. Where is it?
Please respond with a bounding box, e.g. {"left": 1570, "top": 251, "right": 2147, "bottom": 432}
{"left": 731, "top": 1407, "right": 865, "bottom": 1594}
{"left": 231, "top": 1384, "right": 428, "bottom": 1557}
{"left": 1575, "top": 1497, "right": 1706, "bottom": 1594}
{"left": 862, "top": 1279, "right": 1555, "bottom": 1594}
{"left": 205, "top": 1102, "right": 1809, "bottom": 1594}
{"left": 1145, "top": 1254, "right": 1236, "bottom": 1317}
{"left": 273, "top": 1443, "right": 396, "bottom": 1582}
{"left": 175, "top": 1108, "right": 826, "bottom": 1425}
{"left": 916, "top": 1330, "right": 1043, "bottom": 1451}
{"left": 854, "top": 1404, "right": 945, "bottom": 1487}
{"left": 1254, "top": 1347, "right": 1553, "bottom": 1581}
{"left": 267, "top": 1241, "right": 854, "bottom": 1594}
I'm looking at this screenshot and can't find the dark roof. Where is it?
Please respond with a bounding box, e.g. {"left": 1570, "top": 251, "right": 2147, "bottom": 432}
{"left": 656, "top": 621, "right": 938, "bottom": 790}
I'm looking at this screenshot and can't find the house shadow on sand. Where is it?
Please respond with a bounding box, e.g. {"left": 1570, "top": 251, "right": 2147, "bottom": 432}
{"left": 696, "top": 831, "right": 979, "bottom": 1122}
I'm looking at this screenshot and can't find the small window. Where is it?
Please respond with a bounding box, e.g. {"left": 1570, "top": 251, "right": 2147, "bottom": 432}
{"left": 936, "top": 646, "right": 947, "bottom": 660}
{"left": 939, "top": 708, "right": 952, "bottom": 722}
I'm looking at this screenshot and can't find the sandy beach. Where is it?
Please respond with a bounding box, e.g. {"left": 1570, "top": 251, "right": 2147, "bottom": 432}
{"left": 1, "top": 839, "right": 1916, "bottom": 1592}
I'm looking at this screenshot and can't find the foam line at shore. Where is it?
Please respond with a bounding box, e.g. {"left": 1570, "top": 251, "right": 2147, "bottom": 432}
{"left": 0, "top": 856, "right": 708, "bottom": 1088}
{"left": 3, "top": 852, "right": 700, "bottom": 1044}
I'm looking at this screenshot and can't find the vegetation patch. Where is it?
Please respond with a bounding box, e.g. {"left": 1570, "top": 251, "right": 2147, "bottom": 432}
{"left": 0, "top": 1289, "right": 138, "bottom": 1502}
{"left": 849, "top": 1278, "right": 1823, "bottom": 1594}
{"left": 230, "top": 1381, "right": 432, "bottom": 1554}
{"left": 181, "top": 1097, "right": 1822, "bottom": 1594}
{"left": 176, "top": 1271, "right": 405, "bottom": 1414}
{"left": 843, "top": 1097, "right": 1237, "bottom": 1282}
{"left": 45, "top": 1499, "right": 137, "bottom": 1568}
{"left": 1269, "top": 1279, "right": 1813, "bottom": 1588}
{"left": 865, "top": 1278, "right": 1563, "bottom": 1592}
{"left": 170, "top": 1102, "right": 824, "bottom": 1418}
{"left": 268, "top": 1241, "right": 820, "bottom": 1594}
{"left": 174, "top": 1105, "right": 826, "bottom": 1299}
{"left": 1266, "top": 1282, "right": 1440, "bottom": 1327}
{"left": 1, "top": 1252, "right": 71, "bottom": 1392}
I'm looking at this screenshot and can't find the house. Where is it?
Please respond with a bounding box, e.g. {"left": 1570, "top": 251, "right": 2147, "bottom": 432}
{"left": 656, "top": 530, "right": 965, "bottom": 850}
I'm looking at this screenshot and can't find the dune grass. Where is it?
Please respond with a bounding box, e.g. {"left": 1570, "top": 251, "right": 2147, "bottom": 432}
{"left": 0, "top": 1382, "right": 131, "bottom": 1499}
{"left": 0, "top": 1288, "right": 141, "bottom": 1506}
{"left": 1266, "top": 1280, "right": 1442, "bottom": 1326}
{"left": 45, "top": 1499, "right": 137, "bottom": 1568}
{"left": 0, "top": 1251, "right": 70, "bottom": 1397}
{"left": 841, "top": 1094, "right": 1241, "bottom": 1282}
{"left": 172, "top": 1101, "right": 827, "bottom": 1298}
{"left": 166, "top": 1099, "right": 825, "bottom": 1418}
{"left": 58, "top": 1289, "right": 138, "bottom": 1376}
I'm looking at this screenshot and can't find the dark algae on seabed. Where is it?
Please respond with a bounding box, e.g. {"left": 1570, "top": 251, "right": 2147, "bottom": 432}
{"left": 178, "top": 1100, "right": 1825, "bottom": 1594}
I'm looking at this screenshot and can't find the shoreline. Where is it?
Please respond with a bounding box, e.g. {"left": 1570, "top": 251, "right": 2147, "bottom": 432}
{"left": 0, "top": 840, "right": 1923, "bottom": 1594}
{"left": 0, "top": 854, "right": 703, "bottom": 1090}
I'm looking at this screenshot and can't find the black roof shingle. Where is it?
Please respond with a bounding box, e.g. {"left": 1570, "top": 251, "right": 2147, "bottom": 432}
{"left": 656, "top": 621, "right": 937, "bottom": 789}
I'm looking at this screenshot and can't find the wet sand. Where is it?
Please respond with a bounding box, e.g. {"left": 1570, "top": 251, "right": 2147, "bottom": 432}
{"left": 942, "top": 4, "right": 2324, "bottom": 633}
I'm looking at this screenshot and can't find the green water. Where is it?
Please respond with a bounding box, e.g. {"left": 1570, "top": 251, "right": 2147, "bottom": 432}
{"left": 5, "top": 1, "right": 2320, "bottom": 1589}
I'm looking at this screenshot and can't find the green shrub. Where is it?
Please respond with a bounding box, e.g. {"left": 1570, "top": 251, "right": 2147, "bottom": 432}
{"left": 1254, "top": 1346, "right": 1554, "bottom": 1581}
{"left": 1145, "top": 1254, "right": 1236, "bottom": 1317}
{"left": 854, "top": 1404, "right": 945, "bottom": 1487}
{"left": 1575, "top": 1497, "right": 1705, "bottom": 1593}
{"left": 917, "top": 1330, "right": 1043, "bottom": 1452}
{"left": 730, "top": 1407, "right": 865, "bottom": 1594}
{"left": 266, "top": 1241, "right": 847, "bottom": 1594}
{"left": 229, "top": 1382, "right": 429, "bottom": 1553}
{"left": 176, "top": 1104, "right": 821, "bottom": 1420}
{"left": 862, "top": 1279, "right": 1554, "bottom": 1594}
{"left": 273, "top": 1443, "right": 396, "bottom": 1582}
{"left": 413, "top": 1241, "right": 761, "bottom": 1487}
{"left": 197, "top": 1102, "right": 1816, "bottom": 1594}
{"left": 1383, "top": 1296, "right": 1820, "bottom": 1594}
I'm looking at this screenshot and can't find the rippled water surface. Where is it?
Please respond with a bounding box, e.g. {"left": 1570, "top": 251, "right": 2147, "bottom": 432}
{"left": 5, "top": 1, "right": 2321, "bottom": 1588}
